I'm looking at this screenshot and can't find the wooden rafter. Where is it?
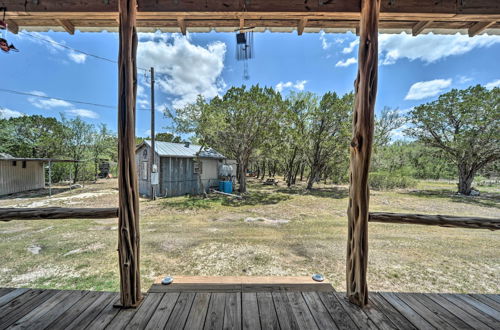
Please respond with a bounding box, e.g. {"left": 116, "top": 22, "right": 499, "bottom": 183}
{"left": 57, "top": 19, "right": 75, "bottom": 34}
{"left": 468, "top": 21, "right": 496, "bottom": 37}
{"left": 2, "top": 0, "right": 499, "bottom": 15}
{"left": 6, "top": 19, "right": 18, "bottom": 34}
{"left": 1, "top": 0, "right": 499, "bottom": 35}
{"left": 177, "top": 17, "right": 186, "bottom": 35}
{"left": 346, "top": 0, "right": 380, "bottom": 307}
{"left": 297, "top": 18, "right": 307, "bottom": 35}
{"left": 412, "top": 20, "right": 432, "bottom": 36}
{"left": 117, "top": 0, "right": 142, "bottom": 309}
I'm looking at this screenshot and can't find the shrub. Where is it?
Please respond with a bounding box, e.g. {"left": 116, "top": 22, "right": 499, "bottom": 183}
{"left": 369, "top": 172, "right": 417, "bottom": 190}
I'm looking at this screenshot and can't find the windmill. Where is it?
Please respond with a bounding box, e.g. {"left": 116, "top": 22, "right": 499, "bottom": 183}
{"left": 235, "top": 27, "right": 254, "bottom": 80}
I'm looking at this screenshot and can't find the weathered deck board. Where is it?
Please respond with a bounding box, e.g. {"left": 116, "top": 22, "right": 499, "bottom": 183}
{"left": 0, "top": 286, "right": 498, "bottom": 329}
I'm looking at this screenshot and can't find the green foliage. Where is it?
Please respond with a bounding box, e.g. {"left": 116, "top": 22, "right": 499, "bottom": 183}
{"left": 372, "top": 141, "right": 456, "bottom": 180}
{"left": 0, "top": 114, "right": 118, "bottom": 183}
{"left": 369, "top": 171, "right": 417, "bottom": 190}
{"left": 155, "top": 132, "right": 182, "bottom": 143}
{"left": 169, "top": 85, "right": 284, "bottom": 193}
{"left": 406, "top": 85, "right": 499, "bottom": 194}
{"left": 0, "top": 115, "right": 67, "bottom": 158}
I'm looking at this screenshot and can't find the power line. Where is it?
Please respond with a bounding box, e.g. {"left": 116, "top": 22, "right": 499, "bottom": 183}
{"left": 0, "top": 88, "right": 151, "bottom": 111}
{"left": 20, "top": 31, "right": 149, "bottom": 72}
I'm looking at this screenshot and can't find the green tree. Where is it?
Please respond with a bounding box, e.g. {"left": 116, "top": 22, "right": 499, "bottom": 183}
{"left": 91, "top": 124, "right": 115, "bottom": 180}
{"left": 280, "top": 92, "right": 314, "bottom": 187}
{"left": 62, "top": 116, "right": 94, "bottom": 183}
{"left": 0, "top": 115, "right": 66, "bottom": 158}
{"left": 155, "top": 132, "right": 182, "bottom": 143}
{"left": 170, "top": 85, "right": 283, "bottom": 193}
{"left": 374, "top": 106, "right": 406, "bottom": 148}
{"left": 305, "top": 92, "right": 353, "bottom": 189}
{"left": 406, "top": 85, "right": 499, "bottom": 194}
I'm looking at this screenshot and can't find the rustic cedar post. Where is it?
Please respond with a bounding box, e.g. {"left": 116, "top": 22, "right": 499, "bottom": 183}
{"left": 346, "top": 0, "right": 380, "bottom": 307}
{"left": 117, "top": 0, "right": 142, "bottom": 308}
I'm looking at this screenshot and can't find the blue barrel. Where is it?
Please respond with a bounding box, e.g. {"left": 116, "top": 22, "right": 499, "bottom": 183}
{"left": 223, "top": 181, "right": 233, "bottom": 194}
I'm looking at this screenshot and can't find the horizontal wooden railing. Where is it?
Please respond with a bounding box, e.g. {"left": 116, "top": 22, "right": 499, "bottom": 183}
{"left": 0, "top": 207, "right": 118, "bottom": 221}
{"left": 0, "top": 208, "right": 498, "bottom": 230}
{"left": 369, "top": 212, "right": 500, "bottom": 230}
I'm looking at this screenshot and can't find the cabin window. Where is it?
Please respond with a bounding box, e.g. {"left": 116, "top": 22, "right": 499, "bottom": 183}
{"left": 141, "top": 161, "right": 148, "bottom": 180}
{"left": 22, "top": 161, "right": 27, "bottom": 168}
{"left": 143, "top": 149, "right": 148, "bottom": 159}
{"left": 12, "top": 161, "right": 16, "bottom": 166}
{"left": 193, "top": 161, "right": 203, "bottom": 174}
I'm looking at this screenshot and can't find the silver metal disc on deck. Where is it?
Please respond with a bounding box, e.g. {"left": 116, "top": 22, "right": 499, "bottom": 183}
{"left": 312, "top": 274, "right": 325, "bottom": 282}
{"left": 161, "top": 276, "right": 174, "bottom": 285}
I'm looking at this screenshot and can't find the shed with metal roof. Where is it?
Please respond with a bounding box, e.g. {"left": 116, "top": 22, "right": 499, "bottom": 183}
{"left": 135, "top": 140, "right": 227, "bottom": 197}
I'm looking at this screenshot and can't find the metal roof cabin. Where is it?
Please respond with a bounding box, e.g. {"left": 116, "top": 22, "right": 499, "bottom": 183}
{"left": 135, "top": 140, "right": 226, "bottom": 197}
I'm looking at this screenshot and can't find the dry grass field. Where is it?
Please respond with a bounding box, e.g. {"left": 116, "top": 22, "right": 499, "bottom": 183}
{"left": 0, "top": 178, "right": 498, "bottom": 294}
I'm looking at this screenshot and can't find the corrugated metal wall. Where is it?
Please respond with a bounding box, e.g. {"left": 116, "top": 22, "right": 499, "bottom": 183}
{"left": 0, "top": 160, "right": 45, "bottom": 196}
{"left": 136, "top": 144, "right": 223, "bottom": 198}
{"left": 159, "top": 157, "right": 199, "bottom": 197}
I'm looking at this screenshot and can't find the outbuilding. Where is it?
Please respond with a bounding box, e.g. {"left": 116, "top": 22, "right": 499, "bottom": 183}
{"left": 0, "top": 154, "right": 79, "bottom": 196}
{"left": 135, "top": 140, "right": 227, "bottom": 198}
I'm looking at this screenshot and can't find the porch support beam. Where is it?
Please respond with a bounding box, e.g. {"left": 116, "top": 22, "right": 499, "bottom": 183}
{"left": 177, "top": 17, "right": 186, "bottom": 35}
{"left": 412, "top": 20, "right": 432, "bottom": 36}
{"left": 346, "top": 0, "right": 380, "bottom": 307}
{"left": 468, "top": 21, "right": 495, "bottom": 37}
{"left": 297, "top": 18, "right": 307, "bottom": 35}
{"left": 6, "top": 20, "right": 18, "bottom": 34}
{"left": 117, "top": 0, "right": 142, "bottom": 308}
{"left": 57, "top": 19, "right": 75, "bottom": 34}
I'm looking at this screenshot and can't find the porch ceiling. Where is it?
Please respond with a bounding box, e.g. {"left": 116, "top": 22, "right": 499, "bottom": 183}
{"left": 2, "top": 0, "right": 500, "bottom": 35}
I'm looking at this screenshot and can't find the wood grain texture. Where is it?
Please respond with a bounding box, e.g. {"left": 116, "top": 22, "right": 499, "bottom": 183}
{"left": 117, "top": 0, "right": 142, "bottom": 308}
{"left": 346, "top": 0, "right": 380, "bottom": 307}
{"left": 0, "top": 288, "right": 499, "bottom": 329}
{"left": 369, "top": 212, "right": 500, "bottom": 230}
{"left": 0, "top": 207, "right": 118, "bottom": 221}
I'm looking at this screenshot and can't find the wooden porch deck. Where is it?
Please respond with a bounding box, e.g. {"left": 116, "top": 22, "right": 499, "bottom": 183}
{"left": 0, "top": 277, "right": 499, "bottom": 329}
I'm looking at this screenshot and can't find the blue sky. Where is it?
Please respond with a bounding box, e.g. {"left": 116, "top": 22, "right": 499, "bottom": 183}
{"left": 1, "top": 29, "right": 499, "bottom": 139}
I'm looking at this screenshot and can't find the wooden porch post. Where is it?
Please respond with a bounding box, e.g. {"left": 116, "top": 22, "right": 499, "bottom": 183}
{"left": 346, "top": 0, "right": 380, "bottom": 307}
{"left": 117, "top": 0, "right": 142, "bottom": 308}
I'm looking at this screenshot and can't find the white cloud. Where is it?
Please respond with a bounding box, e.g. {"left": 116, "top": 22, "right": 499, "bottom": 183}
{"left": 137, "top": 34, "right": 226, "bottom": 109}
{"left": 379, "top": 32, "right": 500, "bottom": 65}
{"left": 28, "top": 90, "right": 72, "bottom": 109}
{"left": 342, "top": 39, "right": 359, "bottom": 54}
{"left": 457, "top": 75, "right": 473, "bottom": 84}
{"left": 20, "top": 32, "right": 88, "bottom": 64}
{"left": 137, "top": 99, "right": 150, "bottom": 108}
{"left": 335, "top": 57, "right": 357, "bottom": 67}
{"left": 68, "top": 51, "right": 87, "bottom": 64}
{"left": 405, "top": 79, "right": 452, "bottom": 100}
{"left": 0, "top": 108, "right": 25, "bottom": 119}
{"left": 65, "top": 109, "right": 99, "bottom": 119}
{"left": 485, "top": 79, "right": 500, "bottom": 89}
{"left": 319, "top": 31, "right": 331, "bottom": 50}
{"left": 275, "top": 80, "right": 308, "bottom": 92}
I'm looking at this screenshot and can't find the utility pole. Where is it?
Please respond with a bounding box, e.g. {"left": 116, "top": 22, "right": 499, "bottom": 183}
{"left": 150, "top": 67, "right": 156, "bottom": 200}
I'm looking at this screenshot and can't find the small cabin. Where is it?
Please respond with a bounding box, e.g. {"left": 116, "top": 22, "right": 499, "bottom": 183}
{"left": 135, "top": 141, "right": 227, "bottom": 198}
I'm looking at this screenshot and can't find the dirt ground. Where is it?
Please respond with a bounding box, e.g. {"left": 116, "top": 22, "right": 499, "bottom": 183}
{"left": 0, "top": 178, "right": 498, "bottom": 294}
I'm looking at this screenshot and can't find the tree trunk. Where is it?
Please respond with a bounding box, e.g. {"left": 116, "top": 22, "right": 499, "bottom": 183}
{"left": 117, "top": 0, "right": 142, "bottom": 308}
{"left": 306, "top": 166, "right": 317, "bottom": 190}
{"left": 239, "top": 160, "right": 247, "bottom": 193}
{"left": 346, "top": 0, "right": 380, "bottom": 307}
{"left": 261, "top": 161, "right": 266, "bottom": 181}
{"left": 458, "top": 166, "right": 475, "bottom": 195}
{"left": 300, "top": 163, "right": 305, "bottom": 181}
